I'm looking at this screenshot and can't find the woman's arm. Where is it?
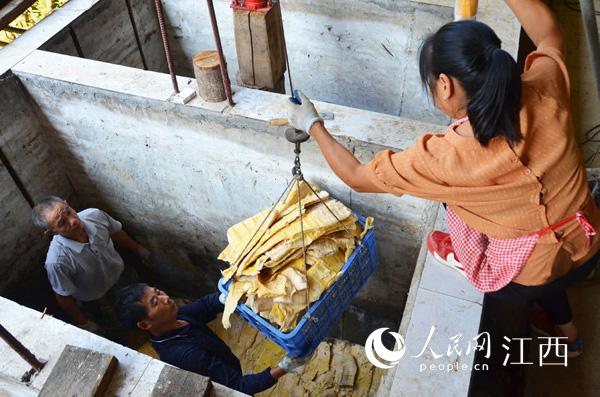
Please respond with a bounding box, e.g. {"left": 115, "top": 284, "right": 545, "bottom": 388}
{"left": 309, "top": 121, "right": 384, "bottom": 193}
{"left": 505, "top": 0, "right": 564, "bottom": 51}
{"left": 286, "top": 90, "right": 384, "bottom": 193}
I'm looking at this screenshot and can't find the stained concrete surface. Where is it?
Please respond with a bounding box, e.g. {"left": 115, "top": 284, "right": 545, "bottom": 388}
{"left": 158, "top": 0, "right": 452, "bottom": 124}
{"left": 2, "top": 0, "right": 520, "bottom": 126}
{"left": 40, "top": 0, "right": 167, "bottom": 73}
{"left": 0, "top": 375, "right": 37, "bottom": 397}
{"left": 0, "top": 73, "right": 74, "bottom": 294}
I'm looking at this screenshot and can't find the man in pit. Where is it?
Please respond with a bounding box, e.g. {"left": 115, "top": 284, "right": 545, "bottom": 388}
{"left": 32, "top": 196, "right": 153, "bottom": 333}
{"left": 116, "top": 283, "right": 307, "bottom": 395}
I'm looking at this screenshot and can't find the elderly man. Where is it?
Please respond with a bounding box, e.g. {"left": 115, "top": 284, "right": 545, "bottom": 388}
{"left": 32, "top": 196, "right": 151, "bottom": 332}
{"left": 116, "top": 284, "right": 307, "bottom": 395}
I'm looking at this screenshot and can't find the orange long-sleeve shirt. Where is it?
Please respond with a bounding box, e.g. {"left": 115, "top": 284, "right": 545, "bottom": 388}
{"left": 366, "top": 47, "right": 600, "bottom": 286}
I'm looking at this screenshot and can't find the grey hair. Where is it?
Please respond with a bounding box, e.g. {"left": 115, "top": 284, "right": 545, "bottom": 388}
{"left": 32, "top": 196, "right": 66, "bottom": 230}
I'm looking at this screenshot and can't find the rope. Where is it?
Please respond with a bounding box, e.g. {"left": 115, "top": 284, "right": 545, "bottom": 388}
{"left": 295, "top": 176, "right": 316, "bottom": 321}
{"left": 230, "top": 178, "right": 295, "bottom": 269}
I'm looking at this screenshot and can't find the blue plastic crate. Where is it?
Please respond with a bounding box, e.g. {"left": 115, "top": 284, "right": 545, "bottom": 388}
{"left": 217, "top": 213, "right": 377, "bottom": 357}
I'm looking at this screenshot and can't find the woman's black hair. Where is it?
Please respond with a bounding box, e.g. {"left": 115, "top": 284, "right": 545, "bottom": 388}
{"left": 419, "top": 20, "right": 521, "bottom": 146}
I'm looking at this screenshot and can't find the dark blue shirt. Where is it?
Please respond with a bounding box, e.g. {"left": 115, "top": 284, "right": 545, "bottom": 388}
{"left": 151, "top": 293, "right": 277, "bottom": 395}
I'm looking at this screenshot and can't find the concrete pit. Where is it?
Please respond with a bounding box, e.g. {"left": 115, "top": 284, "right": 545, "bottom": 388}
{"left": 0, "top": 0, "right": 522, "bottom": 395}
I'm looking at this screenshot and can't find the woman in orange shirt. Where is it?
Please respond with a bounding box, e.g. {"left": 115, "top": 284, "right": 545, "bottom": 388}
{"left": 286, "top": 0, "right": 599, "bottom": 357}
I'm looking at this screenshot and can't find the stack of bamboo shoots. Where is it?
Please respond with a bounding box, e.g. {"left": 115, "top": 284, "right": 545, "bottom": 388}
{"left": 219, "top": 181, "right": 372, "bottom": 332}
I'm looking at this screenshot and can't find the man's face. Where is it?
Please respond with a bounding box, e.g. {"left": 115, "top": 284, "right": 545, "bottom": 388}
{"left": 137, "top": 286, "right": 178, "bottom": 332}
{"left": 44, "top": 202, "right": 84, "bottom": 237}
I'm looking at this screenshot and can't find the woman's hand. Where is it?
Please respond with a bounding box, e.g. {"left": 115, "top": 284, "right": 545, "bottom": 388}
{"left": 285, "top": 91, "right": 384, "bottom": 194}
{"left": 285, "top": 90, "right": 323, "bottom": 133}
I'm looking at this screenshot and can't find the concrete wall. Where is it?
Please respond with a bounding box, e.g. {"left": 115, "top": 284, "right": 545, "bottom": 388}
{"left": 13, "top": 50, "right": 442, "bottom": 342}
{"left": 549, "top": 0, "right": 600, "bottom": 167}
{"left": 39, "top": 0, "right": 451, "bottom": 123}
{"left": 41, "top": 0, "right": 167, "bottom": 73}
{"left": 0, "top": 72, "right": 74, "bottom": 294}
{"left": 158, "top": 0, "right": 452, "bottom": 124}
{"left": 37, "top": 0, "right": 520, "bottom": 126}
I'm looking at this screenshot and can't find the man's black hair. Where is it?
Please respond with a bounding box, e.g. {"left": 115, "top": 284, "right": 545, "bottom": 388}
{"left": 116, "top": 283, "right": 149, "bottom": 330}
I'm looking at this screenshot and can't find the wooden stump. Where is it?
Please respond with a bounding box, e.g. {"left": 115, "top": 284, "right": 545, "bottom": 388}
{"left": 193, "top": 51, "right": 226, "bottom": 102}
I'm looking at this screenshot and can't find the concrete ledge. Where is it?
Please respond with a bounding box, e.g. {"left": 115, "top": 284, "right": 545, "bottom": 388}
{"left": 13, "top": 49, "right": 446, "bottom": 151}
{"left": 378, "top": 204, "right": 484, "bottom": 397}
{"left": 0, "top": 297, "right": 245, "bottom": 396}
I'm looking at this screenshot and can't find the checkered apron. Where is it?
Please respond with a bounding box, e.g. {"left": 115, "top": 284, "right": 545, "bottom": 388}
{"left": 447, "top": 207, "right": 596, "bottom": 292}
{"left": 444, "top": 117, "right": 596, "bottom": 292}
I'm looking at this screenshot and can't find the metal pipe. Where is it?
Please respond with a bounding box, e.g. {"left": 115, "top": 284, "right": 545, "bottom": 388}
{"left": 579, "top": 0, "right": 600, "bottom": 99}
{"left": 153, "top": 0, "right": 179, "bottom": 94}
{"left": 0, "top": 324, "right": 44, "bottom": 372}
{"left": 206, "top": 0, "right": 235, "bottom": 106}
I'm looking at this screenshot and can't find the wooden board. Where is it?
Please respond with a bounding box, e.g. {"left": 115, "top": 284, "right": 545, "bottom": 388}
{"left": 151, "top": 365, "right": 212, "bottom": 397}
{"left": 250, "top": 1, "right": 286, "bottom": 88}
{"left": 39, "top": 345, "right": 118, "bottom": 397}
{"left": 233, "top": 9, "right": 254, "bottom": 86}
{"left": 233, "top": 2, "right": 286, "bottom": 92}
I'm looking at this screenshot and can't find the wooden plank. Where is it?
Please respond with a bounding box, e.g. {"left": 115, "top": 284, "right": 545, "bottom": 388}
{"left": 233, "top": 9, "right": 254, "bottom": 86}
{"left": 39, "top": 345, "right": 118, "bottom": 397}
{"left": 249, "top": 2, "right": 285, "bottom": 92}
{"left": 264, "top": 1, "right": 286, "bottom": 83}
{"left": 234, "top": 3, "right": 285, "bottom": 92}
{"left": 0, "top": 0, "right": 36, "bottom": 30}
{"left": 151, "top": 365, "right": 212, "bottom": 397}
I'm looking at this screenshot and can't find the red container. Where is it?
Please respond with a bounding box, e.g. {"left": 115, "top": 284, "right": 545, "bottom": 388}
{"left": 231, "top": 0, "right": 272, "bottom": 11}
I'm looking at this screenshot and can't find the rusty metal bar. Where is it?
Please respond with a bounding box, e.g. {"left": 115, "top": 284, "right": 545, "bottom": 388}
{"left": 0, "top": 324, "right": 44, "bottom": 372}
{"left": 206, "top": 0, "right": 234, "bottom": 106}
{"left": 153, "top": 0, "right": 179, "bottom": 94}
